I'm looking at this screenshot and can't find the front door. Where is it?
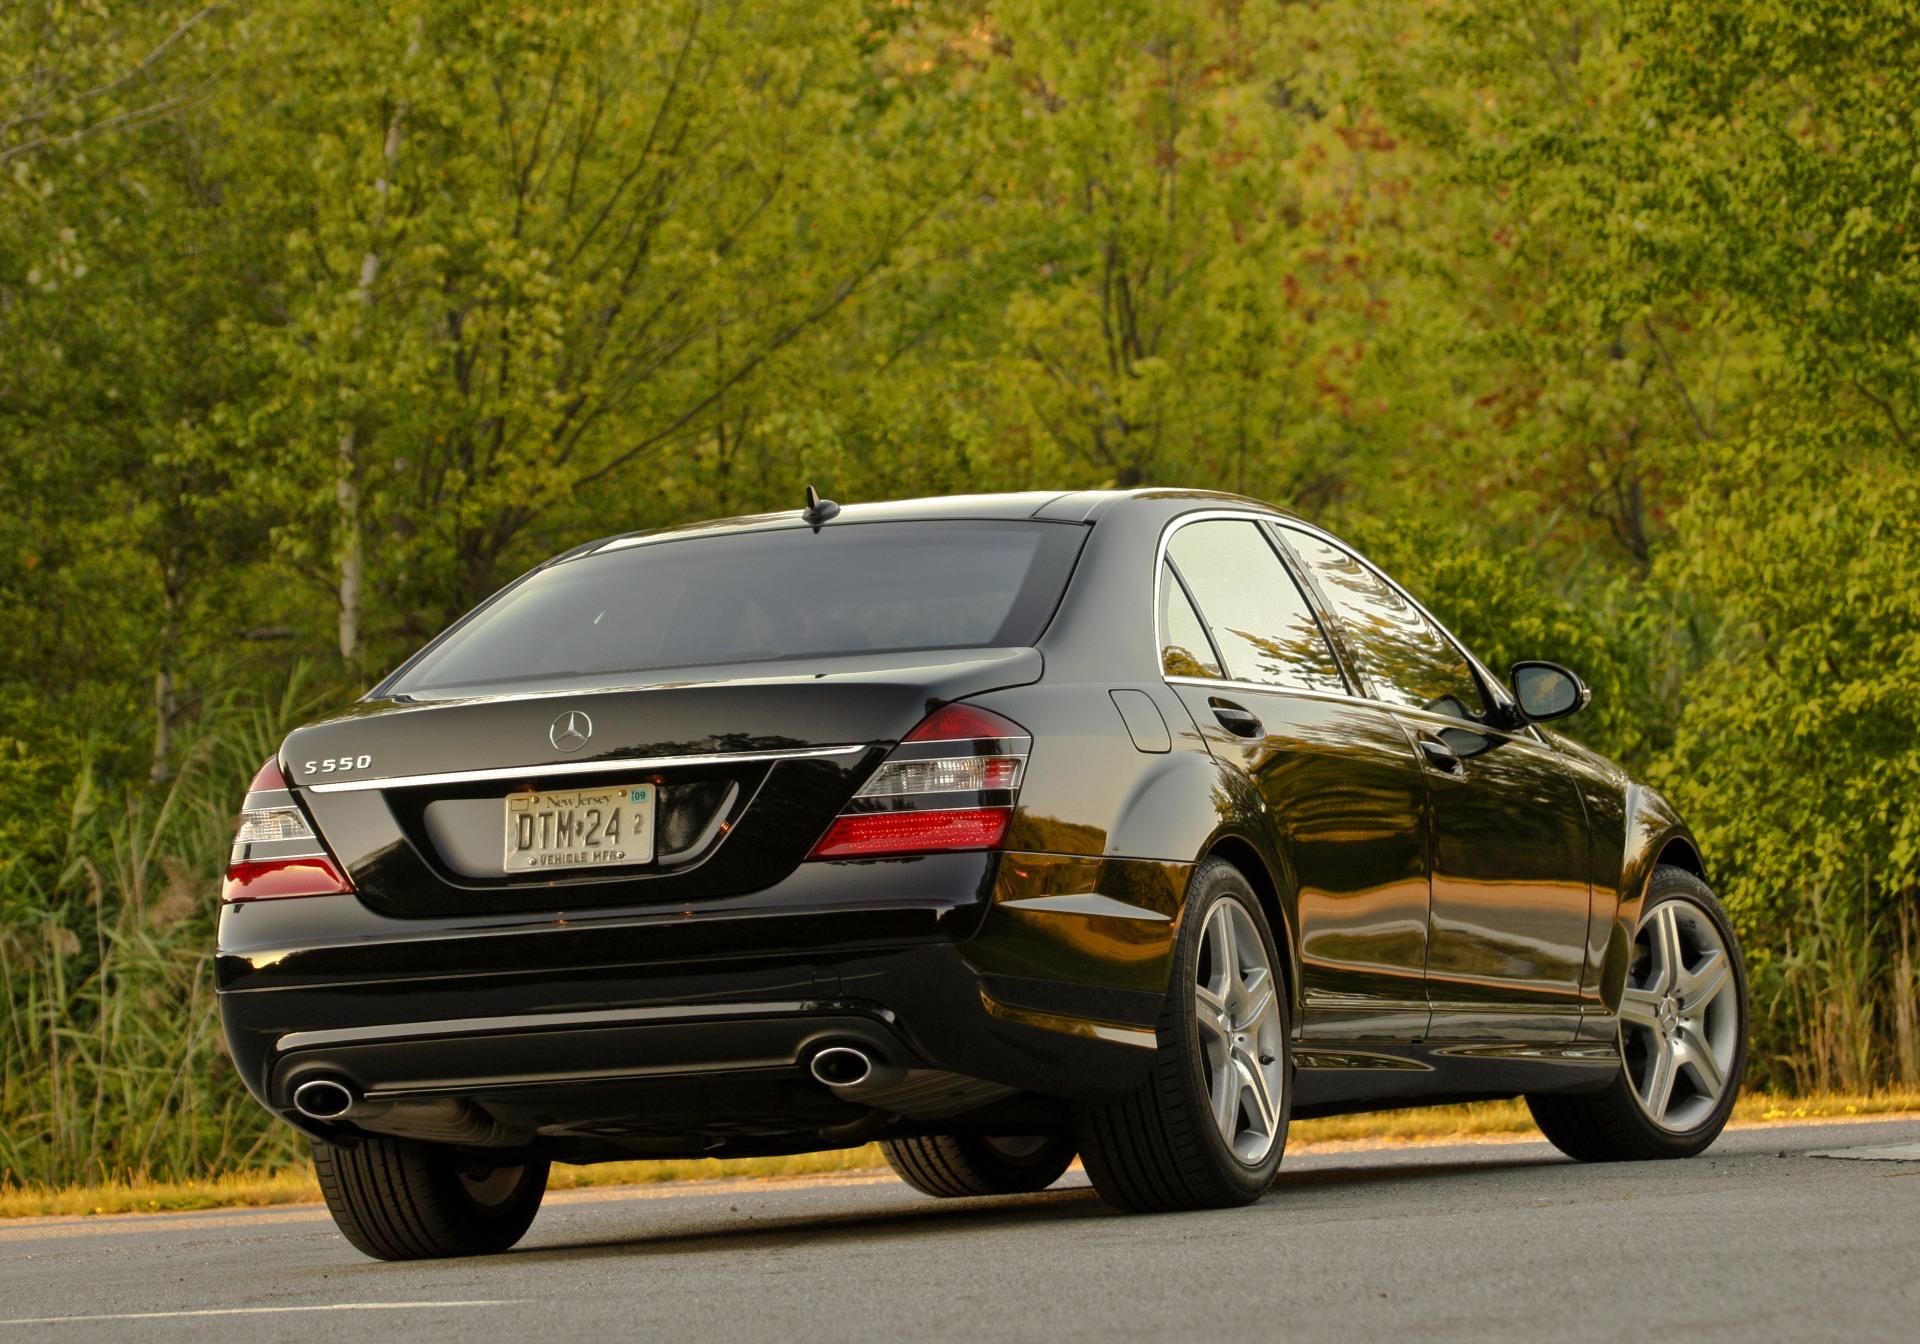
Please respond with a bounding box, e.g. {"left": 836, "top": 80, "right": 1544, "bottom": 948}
{"left": 1159, "top": 517, "right": 1432, "bottom": 1040}
{"left": 1278, "top": 526, "right": 1592, "bottom": 1040}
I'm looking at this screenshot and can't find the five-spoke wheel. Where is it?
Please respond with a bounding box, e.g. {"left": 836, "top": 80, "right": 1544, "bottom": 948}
{"left": 1527, "top": 865, "right": 1748, "bottom": 1162}
{"left": 1195, "top": 897, "right": 1287, "bottom": 1165}
{"left": 1078, "top": 858, "right": 1290, "bottom": 1211}
{"left": 1617, "top": 896, "right": 1739, "bottom": 1131}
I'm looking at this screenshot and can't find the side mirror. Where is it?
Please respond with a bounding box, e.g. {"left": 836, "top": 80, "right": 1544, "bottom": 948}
{"left": 1510, "top": 660, "right": 1589, "bottom": 722}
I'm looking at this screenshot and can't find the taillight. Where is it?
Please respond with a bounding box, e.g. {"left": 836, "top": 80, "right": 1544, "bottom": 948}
{"left": 222, "top": 757, "right": 354, "bottom": 902}
{"left": 807, "top": 703, "right": 1030, "bottom": 860}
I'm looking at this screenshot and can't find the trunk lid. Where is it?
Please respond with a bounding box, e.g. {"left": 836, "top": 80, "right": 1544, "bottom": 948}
{"left": 283, "top": 648, "right": 1041, "bottom": 918}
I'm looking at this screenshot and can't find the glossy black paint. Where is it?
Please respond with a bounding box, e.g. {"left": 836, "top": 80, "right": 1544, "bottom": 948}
{"left": 218, "top": 488, "right": 1705, "bottom": 1163}
{"left": 1168, "top": 683, "right": 1432, "bottom": 1041}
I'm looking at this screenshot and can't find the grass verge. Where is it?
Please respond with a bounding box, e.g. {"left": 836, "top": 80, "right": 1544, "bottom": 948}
{"left": 6, "top": 1089, "right": 1916, "bottom": 1220}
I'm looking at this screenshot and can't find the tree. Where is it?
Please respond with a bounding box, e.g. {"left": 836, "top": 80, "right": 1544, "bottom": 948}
{"left": 0, "top": 3, "right": 217, "bottom": 169}
{"left": 240, "top": 1, "right": 976, "bottom": 656}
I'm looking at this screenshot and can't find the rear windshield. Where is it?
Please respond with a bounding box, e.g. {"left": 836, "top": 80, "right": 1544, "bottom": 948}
{"left": 386, "top": 521, "right": 1086, "bottom": 695}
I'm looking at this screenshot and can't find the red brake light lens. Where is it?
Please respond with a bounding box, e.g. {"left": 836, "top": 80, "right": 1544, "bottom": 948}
{"left": 809, "top": 807, "right": 1013, "bottom": 859}
{"left": 904, "top": 702, "right": 1027, "bottom": 743}
{"left": 223, "top": 857, "right": 354, "bottom": 902}
{"left": 807, "top": 702, "right": 1030, "bottom": 861}
{"left": 223, "top": 756, "right": 353, "bottom": 902}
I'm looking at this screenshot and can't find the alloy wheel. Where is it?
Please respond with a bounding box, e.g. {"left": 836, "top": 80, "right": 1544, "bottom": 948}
{"left": 1194, "top": 898, "right": 1286, "bottom": 1164}
{"left": 1618, "top": 899, "right": 1740, "bottom": 1131}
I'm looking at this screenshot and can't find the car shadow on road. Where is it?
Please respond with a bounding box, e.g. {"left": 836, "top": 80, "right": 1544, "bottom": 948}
{"left": 511, "top": 1184, "right": 1108, "bottom": 1263}
{"left": 499, "top": 1152, "right": 1571, "bottom": 1264}
{"left": 1272, "top": 1152, "right": 1569, "bottom": 1192}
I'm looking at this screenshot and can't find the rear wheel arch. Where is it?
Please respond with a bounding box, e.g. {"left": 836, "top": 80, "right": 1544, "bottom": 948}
{"left": 1202, "top": 834, "right": 1298, "bottom": 1016}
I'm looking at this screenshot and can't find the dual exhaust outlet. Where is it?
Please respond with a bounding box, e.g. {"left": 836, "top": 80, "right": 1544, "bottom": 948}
{"left": 291, "top": 1077, "right": 358, "bottom": 1121}
{"left": 808, "top": 1045, "right": 879, "bottom": 1088}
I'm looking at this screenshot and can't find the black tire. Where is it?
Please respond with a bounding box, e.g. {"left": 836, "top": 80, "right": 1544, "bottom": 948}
{"left": 1076, "top": 857, "right": 1291, "bottom": 1213}
{"left": 880, "top": 1132, "right": 1077, "bottom": 1198}
{"left": 1527, "top": 865, "right": 1748, "bottom": 1162}
{"left": 311, "top": 1136, "right": 548, "bottom": 1261}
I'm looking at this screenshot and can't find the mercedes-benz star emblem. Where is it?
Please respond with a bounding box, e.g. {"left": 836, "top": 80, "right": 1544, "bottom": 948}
{"left": 549, "top": 710, "right": 593, "bottom": 752}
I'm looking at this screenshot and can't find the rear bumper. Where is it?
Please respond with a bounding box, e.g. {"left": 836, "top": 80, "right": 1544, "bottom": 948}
{"left": 217, "top": 851, "right": 1189, "bottom": 1158}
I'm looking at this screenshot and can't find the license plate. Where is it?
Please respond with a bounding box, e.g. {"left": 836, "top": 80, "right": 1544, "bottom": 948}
{"left": 503, "top": 783, "right": 655, "bottom": 873}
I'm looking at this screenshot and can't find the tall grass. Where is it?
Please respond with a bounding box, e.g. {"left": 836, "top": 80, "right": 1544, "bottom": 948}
{"left": 1750, "top": 864, "right": 1920, "bottom": 1095}
{"left": 0, "top": 669, "right": 329, "bottom": 1189}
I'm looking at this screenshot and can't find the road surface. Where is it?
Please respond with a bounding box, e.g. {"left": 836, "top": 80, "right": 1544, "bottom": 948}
{"left": 4, "top": 1116, "right": 1917, "bottom": 1342}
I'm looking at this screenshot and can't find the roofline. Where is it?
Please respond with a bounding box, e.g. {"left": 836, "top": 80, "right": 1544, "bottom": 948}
{"left": 563, "top": 487, "right": 1294, "bottom": 559}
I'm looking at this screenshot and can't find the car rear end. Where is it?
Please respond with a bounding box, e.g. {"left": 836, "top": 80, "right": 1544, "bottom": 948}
{"left": 215, "top": 510, "right": 1158, "bottom": 1161}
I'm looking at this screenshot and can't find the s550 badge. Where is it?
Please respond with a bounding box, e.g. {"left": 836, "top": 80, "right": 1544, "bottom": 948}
{"left": 305, "top": 754, "right": 372, "bottom": 775}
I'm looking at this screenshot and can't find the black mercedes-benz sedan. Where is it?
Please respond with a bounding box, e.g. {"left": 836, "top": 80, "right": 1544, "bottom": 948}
{"left": 217, "top": 488, "right": 1748, "bottom": 1259}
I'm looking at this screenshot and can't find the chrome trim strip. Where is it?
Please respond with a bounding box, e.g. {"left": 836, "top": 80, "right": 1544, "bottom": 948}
{"left": 302, "top": 744, "right": 866, "bottom": 793}
{"left": 1153, "top": 509, "right": 1536, "bottom": 739}
{"left": 276, "top": 1000, "right": 829, "bottom": 1052}
{"left": 999, "top": 893, "right": 1172, "bottom": 923}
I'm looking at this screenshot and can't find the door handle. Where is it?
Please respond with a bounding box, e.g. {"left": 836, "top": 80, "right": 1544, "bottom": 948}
{"left": 1208, "top": 697, "right": 1264, "bottom": 738}
{"left": 1418, "top": 735, "right": 1464, "bottom": 774}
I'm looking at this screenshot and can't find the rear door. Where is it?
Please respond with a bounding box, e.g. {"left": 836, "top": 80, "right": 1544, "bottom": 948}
{"left": 1159, "top": 516, "right": 1432, "bottom": 1041}
{"left": 1277, "top": 526, "right": 1592, "bottom": 1040}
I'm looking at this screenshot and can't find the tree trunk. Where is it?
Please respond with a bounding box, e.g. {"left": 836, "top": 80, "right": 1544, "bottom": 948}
{"left": 337, "top": 424, "right": 363, "bottom": 663}
{"left": 149, "top": 581, "right": 178, "bottom": 784}
{"left": 337, "top": 33, "right": 416, "bottom": 667}
{"left": 1897, "top": 901, "right": 1918, "bottom": 1088}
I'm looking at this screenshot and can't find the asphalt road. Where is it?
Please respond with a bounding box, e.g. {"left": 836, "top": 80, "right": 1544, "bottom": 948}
{"left": 4, "top": 1116, "right": 1918, "bottom": 1343}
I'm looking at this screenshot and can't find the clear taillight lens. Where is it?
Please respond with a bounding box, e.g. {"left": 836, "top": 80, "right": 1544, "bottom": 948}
{"left": 854, "top": 754, "right": 1025, "bottom": 797}
{"left": 808, "top": 703, "right": 1030, "bottom": 861}
{"left": 234, "top": 806, "right": 317, "bottom": 845}
{"left": 223, "top": 757, "right": 353, "bottom": 902}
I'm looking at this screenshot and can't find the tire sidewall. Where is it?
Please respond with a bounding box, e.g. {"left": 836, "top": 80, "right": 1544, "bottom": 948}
{"left": 1171, "top": 862, "right": 1291, "bottom": 1194}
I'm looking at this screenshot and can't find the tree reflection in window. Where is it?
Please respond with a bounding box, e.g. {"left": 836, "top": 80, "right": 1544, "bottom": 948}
{"left": 1164, "top": 522, "right": 1346, "bottom": 694}
{"left": 1159, "top": 562, "right": 1224, "bottom": 678}
{"left": 1282, "top": 531, "right": 1486, "bottom": 721}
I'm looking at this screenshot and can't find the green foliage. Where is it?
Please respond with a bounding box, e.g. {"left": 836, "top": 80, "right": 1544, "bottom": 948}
{"left": 3, "top": 0, "right": 1917, "bottom": 1182}
{"left": 1340, "top": 523, "right": 1662, "bottom": 768}
{"left": 0, "top": 669, "right": 330, "bottom": 1187}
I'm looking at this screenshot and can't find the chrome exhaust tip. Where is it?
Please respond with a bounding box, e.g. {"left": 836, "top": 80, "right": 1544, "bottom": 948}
{"left": 291, "top": 1077, "right": 357, "bottom": 1121}
{"left": 809, "top": 1046, "right": 875, "bottom": 1088}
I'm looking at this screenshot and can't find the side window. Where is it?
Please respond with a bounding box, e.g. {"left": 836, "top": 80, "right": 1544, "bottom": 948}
{"left": 1159, "top": 563, "right": 1224, "bottom": 678}
{"left": 1281, "top": 529, "right": 1487, "bottom": 721}
{"left": 1164, "top": 520, "right": 1347, "bottom": 694}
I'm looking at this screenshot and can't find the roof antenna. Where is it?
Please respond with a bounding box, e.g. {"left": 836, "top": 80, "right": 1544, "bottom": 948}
{"left": 801, "top": 483, "right": 841, "bottom": 531}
